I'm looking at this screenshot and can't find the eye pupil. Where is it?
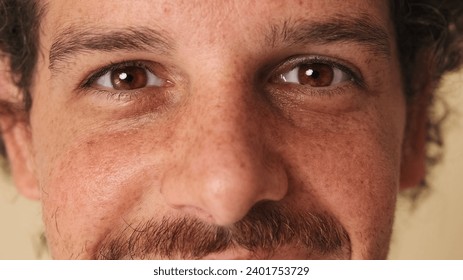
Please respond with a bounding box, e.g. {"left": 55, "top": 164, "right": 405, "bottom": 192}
{"left": 111, "top": 66, "right": 148, "bottom": 90}
{"left": 298, "top": 63, "right": 334, "bottom": 87}
{"left": 119, "top": 72, "right": 128, "bottom": 80}
{"left": 306, "top": 69, "right": 315, "bottom": 77}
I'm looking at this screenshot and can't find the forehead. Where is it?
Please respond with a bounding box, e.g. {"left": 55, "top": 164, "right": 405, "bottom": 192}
{"left": 40, "top": 0, "right": 392, "bottom": 44}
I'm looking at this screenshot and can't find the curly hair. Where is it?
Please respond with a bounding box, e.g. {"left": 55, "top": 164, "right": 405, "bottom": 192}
{"left": 0, "top": 0, "right": 43, "bottom": 157}
{"left": 392, "top": 0, "right": 463, "bottom": 197}
{"left": 1, "top": 0, "right": 463, "bottom": 191}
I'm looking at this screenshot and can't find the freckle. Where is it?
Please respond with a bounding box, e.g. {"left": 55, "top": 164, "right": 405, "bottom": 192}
{"left": 163, "top": 5, "right": 171, "bottom": 15}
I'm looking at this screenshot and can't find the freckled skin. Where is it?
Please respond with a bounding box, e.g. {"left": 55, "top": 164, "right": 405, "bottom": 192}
{"left": 3, "top": 0, "right": 415, "bottom": 259}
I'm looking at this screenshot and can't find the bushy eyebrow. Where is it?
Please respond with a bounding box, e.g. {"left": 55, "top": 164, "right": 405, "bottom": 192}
{"left": 48, "top": 13, "right": 390, "bottom": 72}
{"left": 266, "top": 14, "right": 391, "bottom": 58}
{"left": 49, "top": 26, "right": 174, "bottom": 71}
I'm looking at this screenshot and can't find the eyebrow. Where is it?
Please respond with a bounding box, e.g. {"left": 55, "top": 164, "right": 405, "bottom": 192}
{"left": 265, "top": 14, "right": 391, "bottom": 58}
{"left": 49, "top": 13, "right": 390, "bottom": 72}
{"left": 49, "top": 26, "right": 174, "bottom": 71}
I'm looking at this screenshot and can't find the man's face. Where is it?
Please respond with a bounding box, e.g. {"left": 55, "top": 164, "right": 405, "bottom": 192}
{"left": 9, "top": 0, "right": 411, "bottom": 259}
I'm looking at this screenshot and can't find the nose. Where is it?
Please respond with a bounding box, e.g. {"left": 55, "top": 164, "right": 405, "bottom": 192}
{"left": 161, "top": 79, "right": 288, "bottom": 226}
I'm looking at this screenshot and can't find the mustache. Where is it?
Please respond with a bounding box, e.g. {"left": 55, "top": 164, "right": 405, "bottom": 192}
{"left": 95, "top": 201, "right": 350, "bottom": 259}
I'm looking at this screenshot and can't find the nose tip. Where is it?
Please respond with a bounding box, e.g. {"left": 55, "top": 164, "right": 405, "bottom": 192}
{"left": 201, "top": 168, "right": 287, "bottom": 225}
{"left": 162, "top": 150, "right": 288, "bottom": 226}
{"left": 160, "top": 113, "right": 289, "bottom": 225}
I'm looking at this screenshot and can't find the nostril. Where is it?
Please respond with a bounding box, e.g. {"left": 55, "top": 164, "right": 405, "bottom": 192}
{"left": 174, "top": 204, "right": 215, "bottom": 223}
{"left": 159, "top": 108, "right": 289, "bottom": 227}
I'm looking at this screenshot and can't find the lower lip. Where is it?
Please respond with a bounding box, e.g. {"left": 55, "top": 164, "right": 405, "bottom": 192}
{"left": 199, "top": 246, "right": 318, "bottom": 260}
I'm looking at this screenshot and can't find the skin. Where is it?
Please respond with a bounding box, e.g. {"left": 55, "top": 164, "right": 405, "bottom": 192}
{"left": 0, "top": 0, "right": 427, "bottom": 259}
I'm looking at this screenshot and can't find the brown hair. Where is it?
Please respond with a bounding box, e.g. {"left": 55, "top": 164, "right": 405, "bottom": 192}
{"left": 392, "top": 0, "right": 463, "bottom": 195}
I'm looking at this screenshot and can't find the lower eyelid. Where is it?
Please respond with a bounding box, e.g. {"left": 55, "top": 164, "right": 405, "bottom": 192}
{"left": 269, "top": 81, "right": 359, "bottom": 99}
{"left": 88, "top": 88, "right": 154, "bottom": 103}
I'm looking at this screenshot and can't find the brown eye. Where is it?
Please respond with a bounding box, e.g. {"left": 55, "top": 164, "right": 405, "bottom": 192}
{"left": 94, "top": 65, "right": 165, "bottom": 90}
{"left": 111, "top": 66, "right": 148, "bottom": 90}
{"left": 297, "top": 64, "right": 333, "bottom": 87}
{"left": 276, "top": 63, "right": 351, "bottom": 87}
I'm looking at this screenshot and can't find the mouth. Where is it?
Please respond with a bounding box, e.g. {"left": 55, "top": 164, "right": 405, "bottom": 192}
{"left": 199, "top": 245, "right": 349, "bottom": 260}
{"left": 113, "top": 244, "right": 350, "bottom": 260}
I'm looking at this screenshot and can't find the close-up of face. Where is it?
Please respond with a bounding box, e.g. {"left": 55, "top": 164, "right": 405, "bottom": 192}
{"left": 0, "top": 0, "right": 436, "bottom": 259}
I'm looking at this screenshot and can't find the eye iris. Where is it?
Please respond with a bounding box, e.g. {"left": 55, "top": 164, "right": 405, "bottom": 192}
{"left": 297, "top": 63, "right": 334, "bottom": 87}
{"left": 110, "top": 66, "right": 148, "bottom": 90}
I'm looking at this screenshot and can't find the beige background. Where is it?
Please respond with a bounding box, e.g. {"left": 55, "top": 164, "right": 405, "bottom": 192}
{"left": 1, "top": 71, "right": 462, "bottom": 260}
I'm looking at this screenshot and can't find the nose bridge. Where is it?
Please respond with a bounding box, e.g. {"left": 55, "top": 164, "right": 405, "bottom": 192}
{"left": 182, "top": 53, "right": 265, "bottom": 172}
{"left": 186, "top": 76, "right": 262, "bottom": 185}
{"left": 161, "top": 67, "right": 288, "bottom": 225}
{"left": 190, "top": 74, "right": 258, "bottom": 159}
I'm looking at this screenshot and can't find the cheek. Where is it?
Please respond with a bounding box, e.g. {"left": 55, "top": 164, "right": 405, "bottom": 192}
{"left": 34, "top": 124, "right": 170, "bottom": 257}
{"left": 287, "top": 120, "right": 401, "bottom": 208}
{"left": 308, "top": 132, "right": 400, "bottom": 220}
{"left": 281, "top": 106, "right": 404, "bottom": 257}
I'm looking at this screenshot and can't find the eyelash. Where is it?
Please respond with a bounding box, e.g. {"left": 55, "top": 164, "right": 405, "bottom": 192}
{"left": 77, "top": 60, "right": 168, "bottom": 102}
{"left": 272, "top": 55, "right": 365, "bottom": 89}
{"left": 77, "top": 55, "right": 364, "bottom": 102}
{"left": 79, "top": 60, "right": 154, "bottom": 89}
